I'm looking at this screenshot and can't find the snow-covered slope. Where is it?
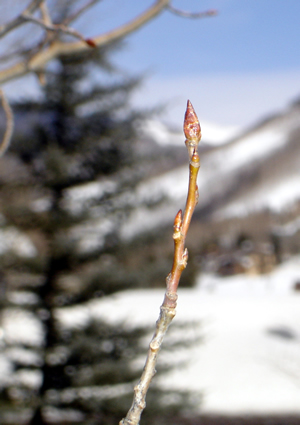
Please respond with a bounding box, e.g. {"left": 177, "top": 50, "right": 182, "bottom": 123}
{"left": 211, "top": 105, "right": 300, "bottom": 219}
{"left": 196, "top": 103, "right": 300, "bottom": 216}
{"left": 122, "top": 102, "right": 300, "bottom": 240}
{"left": 142, "top": 119, "right": 239, "bottom": 147}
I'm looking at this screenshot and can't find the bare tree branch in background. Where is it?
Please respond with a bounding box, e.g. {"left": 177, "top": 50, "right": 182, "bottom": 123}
{"left": 0, "top": 0, "right": 215, "bottom": 156}
{"left": 167, "top": 4, "right": 217, "bottom": 19}
{"left": 0, "top": 0, "right": 216, "bottom": 85}
{"left": 0, "top": 0, "right": 167, "bottom": 85}
{"left": 63, "top": 0, "right": 100, "bottom": 26}
{"left": 0, "top": 0, "right": 44, "bottom": 38}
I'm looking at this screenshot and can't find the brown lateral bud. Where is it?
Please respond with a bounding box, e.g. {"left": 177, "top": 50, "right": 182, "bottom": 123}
{"left": 179, "top": 248, "right": 189, "bottom": 270}
{"left": 173, "top": 209, "right": 182, "bottom": 232}
{"left": 191, "top": 150, "right": 200, "bottom": 167}
{"left": 85, "top": 38, "right": 97, "bottom": 48}
{"left": 183, "top": 248, "right": 188, "bottom": 261}
{"left": 184, "top": 100, "right": 201, "bottom": 142}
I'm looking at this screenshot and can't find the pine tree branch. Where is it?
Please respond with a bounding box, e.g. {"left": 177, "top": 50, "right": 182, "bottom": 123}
{"left": 120, "top": 100, "right": 201, "bottom": 425}
{"left": 0, "top": 89, "right": 14, "bottom": 157}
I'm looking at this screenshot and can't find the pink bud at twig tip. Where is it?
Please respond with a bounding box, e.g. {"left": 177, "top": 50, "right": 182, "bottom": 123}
{"left": 184, "top": 100, "right": 201, "bottom": 141}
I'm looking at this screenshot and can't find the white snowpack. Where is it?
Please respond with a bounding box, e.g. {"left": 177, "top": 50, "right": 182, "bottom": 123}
{"left": 84, "top": 255, "right": 300, "bottom": 415}
{"left": 2, "top": 256, "right": 300, "bottom": 414}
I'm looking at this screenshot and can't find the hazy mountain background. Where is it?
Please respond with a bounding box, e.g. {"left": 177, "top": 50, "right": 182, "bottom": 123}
{"left": 119, "top": 97, "right": 300, "bottom": 281}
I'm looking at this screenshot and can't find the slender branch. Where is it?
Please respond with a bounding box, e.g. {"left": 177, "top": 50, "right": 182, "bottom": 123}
{"left": 167, "top": 5, "right": 217, "bottom": 19}
{"left": 120, "top": 100, "right": 201, "bottom": 425}
{"left": 22, "top": 12, "right": 91, "bottom": 44}
{"left": 0, "top": 0, "right": 44, "bottom": 38}
{"left": 63, "top": 0, "right": 101, "bottom": 26}
{"left": 25, "top": 0, "right": 45, "bottom": 15}
{"left": 0, "top": 89, "right": 14, "bottom": 157}
{"left": 39, "top": 0, "right": 52, "bottom": 26}
{"left": 0, "top": 1, "right": 217, "bottom": 86}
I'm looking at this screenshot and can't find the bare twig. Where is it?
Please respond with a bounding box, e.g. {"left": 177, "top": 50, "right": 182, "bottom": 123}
{"left": 21, "top": 0, "right": 90, "bottom": 45}
{"left": 22, "top": 12, "right": 91, "bottom": 44}
{"left": 0, "top": 90, "right": 14, "bottom": 157}
{"left": 0, "top": 0, "right": 217, "bottom": 85}
{"left": 167, "top": 5, "right": 217, "bottom": 19}
{"left": 39, "top": 0, "right": 52, "bottom": 26}
{"left": 63, "top": 0, "right": 101, "bottom": 26}
{"left": 0, "top": 0, "right": 44, "bottom": 38}
{"left": 120, "top": 100, "right": 201, "bottom": 425}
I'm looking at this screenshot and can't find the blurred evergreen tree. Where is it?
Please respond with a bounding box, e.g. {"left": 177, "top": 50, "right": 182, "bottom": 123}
{"left": 0, "top": 46, "right": 198, "bottom": 424}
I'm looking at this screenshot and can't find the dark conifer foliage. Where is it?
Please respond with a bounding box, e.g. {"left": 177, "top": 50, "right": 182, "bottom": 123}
{"left": 0, "top": 47, "right": 197, "bottom": 425}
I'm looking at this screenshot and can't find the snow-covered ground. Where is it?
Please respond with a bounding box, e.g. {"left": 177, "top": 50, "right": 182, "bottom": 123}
{"left": 2, "top": 255, "right": 300, "bottom": 415}
{"left": 77, "top": 255, "right": 300, "bottom": 415}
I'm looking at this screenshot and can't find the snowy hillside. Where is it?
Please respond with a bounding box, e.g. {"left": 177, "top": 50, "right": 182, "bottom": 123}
{"left": 118, "top": 102, "right": 300, "bottom": 240}
{"left": 142, "top": 119, "right": 239, "bottom": 147}
{"left": 212, "top": 104, "right": 300, "bottom": 219}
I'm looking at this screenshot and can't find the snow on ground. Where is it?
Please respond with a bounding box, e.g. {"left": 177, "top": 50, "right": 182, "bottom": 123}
{"left": 83, "top": 255, "right": 300, "bottom": 415}
{"left": 2, "top": 255, "right": 300, "bottom": 414}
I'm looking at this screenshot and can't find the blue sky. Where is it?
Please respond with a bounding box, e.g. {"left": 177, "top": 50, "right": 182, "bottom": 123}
{"left": 85, "top": 1, "right": 300, "bottom": 76}
{"left": 4, "top": 1, "right": 300, "bottom": 128}
{"left": 81, "top": 0, "right": 300, "bottom": 128}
